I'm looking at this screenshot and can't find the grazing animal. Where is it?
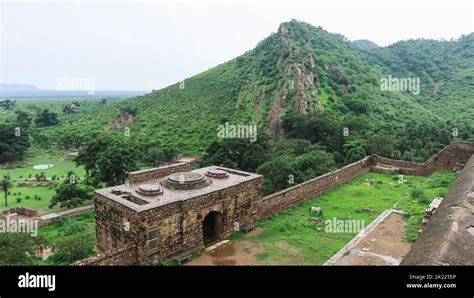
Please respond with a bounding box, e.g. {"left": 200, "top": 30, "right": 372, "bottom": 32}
{"left": 310, "top": 206, "right": 323, "bottom": 216}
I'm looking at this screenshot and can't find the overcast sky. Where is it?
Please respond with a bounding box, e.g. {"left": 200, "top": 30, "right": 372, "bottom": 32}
{"left": 1, "top": 0, "right": 473, "bottom": 90}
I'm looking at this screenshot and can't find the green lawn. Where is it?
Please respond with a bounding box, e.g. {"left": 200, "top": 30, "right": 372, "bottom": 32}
{"left": 0, "top": 148, "right": 89, "bottom": 214}
{"left": 230, "top": 171, "right": 456, "bottom": 265}
{"left": 0, "top": 148, "right": 86, "bottom": 179}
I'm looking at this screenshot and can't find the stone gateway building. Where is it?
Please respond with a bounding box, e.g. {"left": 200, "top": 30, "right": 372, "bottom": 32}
{"left": 90, "top": 164, "right": 263, "bottom": 264}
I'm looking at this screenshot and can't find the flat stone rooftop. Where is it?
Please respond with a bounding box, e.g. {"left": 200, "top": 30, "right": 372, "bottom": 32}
{"left": 95, "top": 166, "right": 262, "bottom": 212}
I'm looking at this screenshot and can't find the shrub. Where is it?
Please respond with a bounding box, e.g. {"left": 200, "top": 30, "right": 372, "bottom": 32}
{"left": 16, "top": 197, "right": 22, "bottom": 203}
{"left": 49, "top": 233, "right": 95, "bottom": 264}
{"left": 410, "top": 189, "right": 425, "bottom": 199}
{"left": 418, "top": 196, "right": 430, "bottom": 204}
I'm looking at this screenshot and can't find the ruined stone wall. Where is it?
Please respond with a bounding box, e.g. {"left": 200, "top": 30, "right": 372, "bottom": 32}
{"left": 92, "top": 176, "right": 263, "bottom": 264}
{"left": 73, "top": 245, "right": 137, "bottom": 266}
{"left": 2, "top": 207, "right": 38, "bottom": 217}
{"left": 370, "top": 142, "right": 474, "bottom": 176}
{"left": 94, "top": 193, "right": 143, "bottom": 254}
{"left": 128, "top": 163, "right": 190, "bottom": 185}
{"left": 370, "top": 155, "right": 427, "bottom": 175}
{"left": 424, "top": 142, "right": 474, "bottom": 172}
{"left": 402, "top": 154, "right": 474, "bottom": 265}
{"left": 135, "top": 176, "right": 263, "bottom": 262}
{"left": 260, "top": 157, "right": 371, "bottom": 219}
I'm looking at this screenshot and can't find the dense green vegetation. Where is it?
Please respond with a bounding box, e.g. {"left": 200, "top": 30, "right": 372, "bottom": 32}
{"left": 2, "top": 21, "right": 472, "bottom": 162}
{"left": 1, "top": 20, "right": 472, "bottom": 197}
{"left": 0, "top": 211, "right": 97, "bottom": 266}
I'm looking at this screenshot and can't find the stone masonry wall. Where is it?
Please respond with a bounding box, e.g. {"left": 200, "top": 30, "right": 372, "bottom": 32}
{"left": 370, "top": 142, "right": 474, "bottom": 176}
{"left": 402, "top": 154, "right": 474, "bottom": 265}
{"left": 128, "top": 163, "right": 190, "bottom": 185}
{"left": 134, "top": 176, "right": 263, "bottom": 263}
{"left": 260, "top": 157, "right": 371, "bottom": 219}
{"left": 94, "top": 193, "right": 143, "bottom": 254}
{"left": 91, "top": 175, "right": 263, "bottom": 264}
{"left": 260, "top": 142, "right": 474, "bottom": 219}
{"left": 73, "top": 245, "right": 137, "bottom": 266}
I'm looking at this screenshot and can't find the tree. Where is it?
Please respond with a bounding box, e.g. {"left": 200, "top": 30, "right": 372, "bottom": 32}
{"left": 0, "top": 99, "right": 16, "bottom": 110}
{"left": 34, "top": 109, "right": 59, "bottom": 127}
{"left": 1, "top": 176, "right": 12, "bottom": 206}
{"left": 365, "top": 134, "right": 395, "bottom": 157}
{"left": 50, "top": 171, "right": 90, "bottom": 209}
{"left": 0, "top": 233, "right": 36, "bottom": 265}
{"left": 200, "top": 133, "right": 269, "bottom": 172}
{"left": 33, "top": 132, "right": 51, "bottom": 149}
{"left": 49, "top": 233, "right": 95, "bottom": 264}
{"left": 294, "top": 149, "right": 336, "bottom": 181}
{"left": 147, "top": 146, "right": 176, "bottom": 166}
{"left": 62, "top": 103, "right": 79, "bottom": 114}
{"left": 256, "top": 155, "right": 297, "bottom": 195}
{"left": 76, "top": 136, "right": 139, "bottom": 186}
{"left": 0, "top": 123, "right": 31, "bottom": 162}
{"left": 96, "top": 145, "right": 139, "bottom": 186}
{"left": 281, "top": 113, "right": 338, "bottom": 144}
{"left": 15, "top": 110, "right": 32, "bottom": 129}
{"left": 343, "top": 140, "right": 367, "bottom": 163}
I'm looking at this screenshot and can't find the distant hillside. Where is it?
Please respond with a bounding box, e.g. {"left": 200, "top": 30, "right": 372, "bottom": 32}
{"left": 353, "top": 39, "right": 379, "bottom": 49}
{"left": 16, "top": 20, "right": 473, "bottom": 154}
{"left": 0, "top": 83, "right": 39, "bottom": 91}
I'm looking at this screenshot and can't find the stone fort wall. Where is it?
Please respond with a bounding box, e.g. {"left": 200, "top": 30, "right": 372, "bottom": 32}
{"left": 260, "top": 156, "right": 371, "bottom": 218}
{"left": 402, "top": 154, "right": 474, "bottom": 265}
{"left": 128, "top": 163, "right": 190, "bottom": 185}
{"left": 371, "top": 142, "right": 474, "bottom": 176}
{"left": 260, "top": 142, "right": 474, "bottom": 219}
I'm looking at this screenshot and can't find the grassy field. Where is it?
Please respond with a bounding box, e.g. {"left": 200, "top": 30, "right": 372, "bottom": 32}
{"left": 0, "top": 148, "right": 89, "bottom": 214}
{"left": 39, "top": 171, "right": 456, "bottom": 265}
{"left": 230, "top": 171, "right": 456, "bottom": 265}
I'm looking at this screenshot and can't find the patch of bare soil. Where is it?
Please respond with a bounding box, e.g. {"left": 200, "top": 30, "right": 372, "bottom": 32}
{"left": 334, "top": 213, "right": 411, "bottom": 265}
{"left": 186, "top": 240, "right": 263, "bottom": 265}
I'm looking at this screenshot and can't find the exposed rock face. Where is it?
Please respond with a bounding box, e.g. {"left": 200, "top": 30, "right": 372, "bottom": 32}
{"left": 266, "top": 23, "right": 324, "bottom": 138}
{"left": 107, "top": 111, "right": 136, "bottom": 131}
{"left": 402, "top": 154, "right": 474, "bottom": 265}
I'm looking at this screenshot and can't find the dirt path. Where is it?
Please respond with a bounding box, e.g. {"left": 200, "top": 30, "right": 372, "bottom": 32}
{"left": 333, "top": 213, "right": 411, "bottom": 265}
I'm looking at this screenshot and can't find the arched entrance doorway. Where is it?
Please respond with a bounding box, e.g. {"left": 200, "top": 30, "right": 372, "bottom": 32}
{"left": 202, "top": 211, "right": 223, "bottom": 245}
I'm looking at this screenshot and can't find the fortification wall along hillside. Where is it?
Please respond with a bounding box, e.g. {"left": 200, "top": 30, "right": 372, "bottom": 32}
{"left": 260, "top": 157, "right": 371, "bottom": 218}
{"left": 371, "top": 142, "right": 474, "bottom": 176}
{"left": 402, "top": 154, "right": 474, "bottom": 265}
{"left": 260, "top": 142, "right": 474, "bottom": 220}
{"left": 128, "top": 163, "right": 190, "bottom": 185}
{"left": 73, "top": 142, "right": 474, "bottom": 265}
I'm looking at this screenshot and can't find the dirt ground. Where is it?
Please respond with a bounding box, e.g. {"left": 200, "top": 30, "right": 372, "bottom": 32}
{"left": 187, "top": 214, "right": 411, "bottom": 266}
{"left": 187, "top": 228, "right": 264, "bottom": 265}
{"left": 333, "top": 213, "right": 411, "bottom": 265}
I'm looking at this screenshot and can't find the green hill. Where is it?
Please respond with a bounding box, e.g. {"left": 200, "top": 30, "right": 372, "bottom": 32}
{"left": 6, "top": 20, "right": 473, "bottom": 155}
